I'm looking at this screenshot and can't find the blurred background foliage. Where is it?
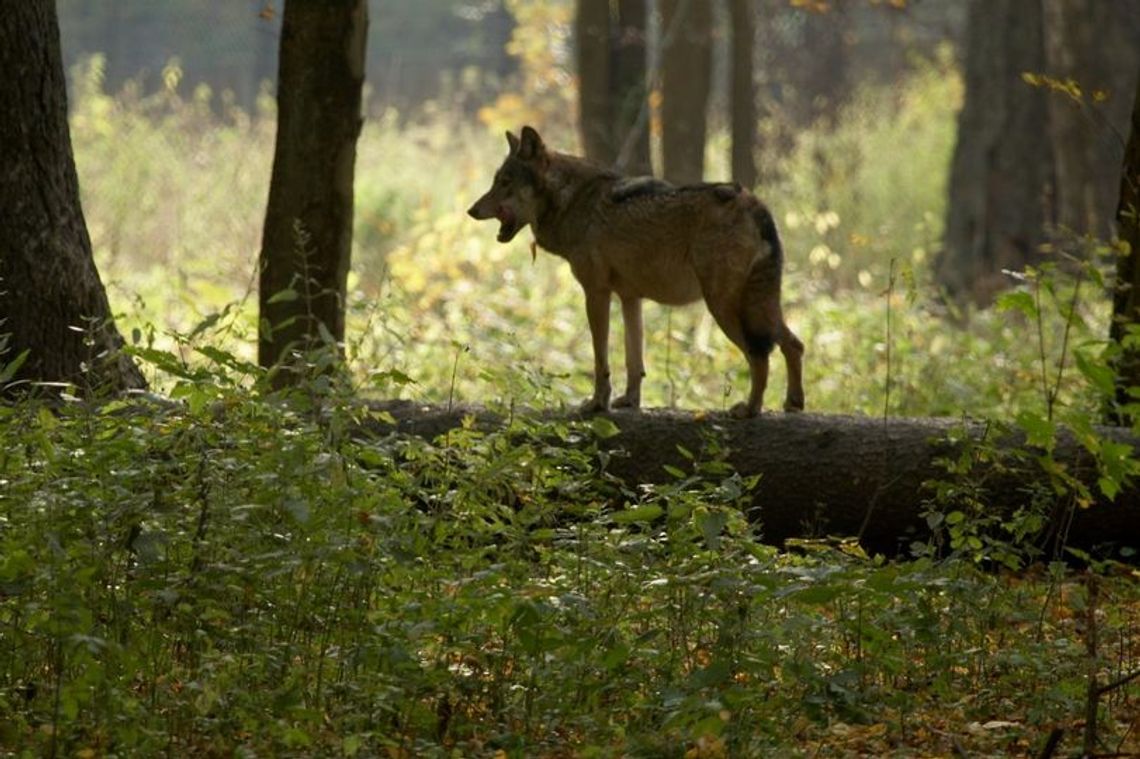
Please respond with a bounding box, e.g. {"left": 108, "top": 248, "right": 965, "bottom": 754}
{"left": 56, "top": 0, "right": 1129, "bottom": 422}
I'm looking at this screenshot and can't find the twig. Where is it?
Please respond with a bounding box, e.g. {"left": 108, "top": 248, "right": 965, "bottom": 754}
{"left": 1036, "top": 727, "right": 1064, "bottom": 759}
{"left": 1083, "top": 572, "right": 1101, "bottom": 757}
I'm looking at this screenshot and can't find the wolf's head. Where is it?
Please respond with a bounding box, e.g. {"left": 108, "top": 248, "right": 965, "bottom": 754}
{"left": 467, "top": 126, "right": 548, "bottom": 243}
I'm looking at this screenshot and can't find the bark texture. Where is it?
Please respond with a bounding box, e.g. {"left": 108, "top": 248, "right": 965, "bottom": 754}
{"left": 730, "top": 0, "right": 757, "bottom": 189}
{"left": 937, "top": 0, "right": 1053, "bottom": 305}
{"left": 612, "top": 0, "right": 651, "bottom": 176}
{"left": 1043, "top": 0, "right": 1140, "bottom": 238}
{"left": 575, "top": 0, "right": 612, "bottom": 166}
{"left": 575, "top": 0, "right": 650, "bottom": 175}
{"left": 0, "top": 0, "right": 145, "bottom": 396}
{"left": 363, "top": 403, "right": 1140, "bottom": 560}
{"left": 939, "top": 0, "right": 1140, "bottom": 305}
{"left": 1110, "top": 74, "right": 1140, "bottom": 420}
{"left": 258, "top": 0, "right": 368, "bottom": 384}
{"left": 660, "top": 0, "right": 712, "bottom": 184}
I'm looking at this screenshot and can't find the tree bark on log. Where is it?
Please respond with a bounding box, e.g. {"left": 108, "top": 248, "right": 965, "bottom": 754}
{"left": 363, "top": 402, "right": 1140, "bottom": 560}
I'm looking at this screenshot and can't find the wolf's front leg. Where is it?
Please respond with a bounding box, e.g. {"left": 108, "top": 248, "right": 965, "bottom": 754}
{"left": 613, "top": 295, "right": 644, "bottom": 409}
{"left": 579, "top": 287, "right": 612, "bottom": 413}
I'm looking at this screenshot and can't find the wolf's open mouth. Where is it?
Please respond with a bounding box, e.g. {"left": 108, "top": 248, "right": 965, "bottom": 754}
{"left": 496, "top": 207, "right": 520, "bottom": 243}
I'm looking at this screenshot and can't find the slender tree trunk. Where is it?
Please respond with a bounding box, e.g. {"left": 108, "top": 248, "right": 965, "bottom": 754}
{"left": 0, "top": 0, "right": 145, "bottom": 396}
{"left": 1109, "top": 73, "right": 1140, "bottom": 423}
{"left": 258, "top": 0, "right": 368, "bottom": 385}
{"left": 576, "top": 0, "right": 613, "bottom": 165}
{"left": 936, "top": 0, "right": 1053, "bottom": 306}
{"left": 660, "top": 0, "right": 712, "bottom": 185}
{"left": 612, "top": 0, "right": 652, "bottom": 175}
{"left": 730, "top": 0, "right": 757, "bottom": 189}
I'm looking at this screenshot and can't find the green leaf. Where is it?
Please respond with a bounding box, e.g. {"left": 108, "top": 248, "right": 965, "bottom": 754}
{"left": 187, "top": 311, "right": 225, "bottom": 341}
{"left": 1074, "top": 349, "right": 1115, "bottom": 397}
{"left": 0, "top": 349, "right": 30, "bottom": 385}
{"left": 601, "top": 642, "right": 629, "bottom": 670}
{"left": 589, "top": 416, "right": 620, "bottom": 439}
{"left": 267, "top": 287, "right": 299, "bottom": 304}
{"left": 995, "top": 290, "right": 1036, "bottom": 320}
{"left": 317, "top": 321, "right": 336, "bottom": 346}
{"left": 282, "top": 498, "right": 310, "bottom": 524}
{"left": 1016, "top": 410, "right": 1056, "bottom": 449}
{"left": 793, "top": 583, "right": 844, "bottom": 605}
{"left": 1098, "top": 476, "right": 1120, "bottom": 501}
{"left": 197, "top": 345, "right": 260, "bottom": 375}
{"left": 611, "top": 504, "right": 663, "bottom": 524}
{"left": 696, "top": 508, "right": 728, "bottom": 550}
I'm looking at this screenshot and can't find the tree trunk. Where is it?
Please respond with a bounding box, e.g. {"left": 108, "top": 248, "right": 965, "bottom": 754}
{"left": 575, "top": 0, "right": 613, "bottom": 166}
{"left": 1042, "top": 0, "right": 1140, "bottom": 240}
{"left": 364, "top": 403, "right": 1140, "bottom": 561}
{"left": 0, "top": 0, "right": 145, "bottom": 396}
{"left": 729, "top": 0, "right": 757, "bottom": 189}
{"left": 258, "top": 0, "right": 368, "bottom": 386}
{"left": 660, "top": 0, "right": 712, "bottom": 185}
{"left": 936, "top": 0, "right": 1053, "bottom": 306}
{"left": 612, "top": 0, "right": 651, "bottom": 176}
{"left": 1109, "top": 73, "right": 1140, "bottom": 422}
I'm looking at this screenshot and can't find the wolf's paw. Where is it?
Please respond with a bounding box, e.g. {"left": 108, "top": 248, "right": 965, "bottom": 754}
{"left": 783, "top": 398, "right": 804, "bottom": 413}
{"left": 578, "top": 397, "right": 610, "bottom": 415}
{"left": 729, "top": 402, "right": 759, "bottom": 419}
{"left": 612, "top": 393, "right": 641, "bottom": 410}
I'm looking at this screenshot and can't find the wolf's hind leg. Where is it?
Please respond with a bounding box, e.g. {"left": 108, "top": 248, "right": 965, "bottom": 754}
{"left": 730, "top": 351, "right": 769, "bottom": 419}
{"left": 779, "top": 324, "right": 805, "bottom": 412}
{"left": 580, "top": 287, "right": 612, "bottom": 413}
{"left": 613, "top": 295, "right": 644, "bottom": 409}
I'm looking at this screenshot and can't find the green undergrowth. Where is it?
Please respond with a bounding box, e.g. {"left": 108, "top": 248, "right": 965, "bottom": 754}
{"left": 2, "top": 370, "right": 1138, "bottom": 756}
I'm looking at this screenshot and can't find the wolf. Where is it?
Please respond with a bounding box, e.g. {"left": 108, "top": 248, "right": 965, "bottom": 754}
{"left": 467, "top": 126, "right": 804, "bottom": 418}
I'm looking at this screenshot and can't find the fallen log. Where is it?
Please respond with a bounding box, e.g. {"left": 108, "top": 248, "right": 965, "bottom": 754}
{"left": 362, "top": 401, "right": 1140, "bottom": 560}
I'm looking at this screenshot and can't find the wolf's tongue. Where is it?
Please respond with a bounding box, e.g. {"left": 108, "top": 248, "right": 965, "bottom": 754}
{"left": 496, "top": 207, "right": 517, "bottom": 242}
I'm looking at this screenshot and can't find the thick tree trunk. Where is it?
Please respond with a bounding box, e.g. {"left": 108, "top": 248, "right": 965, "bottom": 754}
{"left": 1110, "top": 73, "right": 1140, "bottom": 422}
{"left": 729, "top": 0, "right": 757, "bottom": 189}
{"left": 1042, "top": 0, "right": 1140, "bottom": 239}
{"left": 364, "top": 403, "right": 1140, "bottom": 560}
{"left": 0, "top": 0, "right": 145, "bottom": 396}
{"left": 937, "top": 0, "right": 1053, "bottom": 306}
{"left": 258, "top": 0, "right": 367, "bottom": 385}
{"left": 575, "top": 0, "right": 612, "bottom": 166}
{"left": 612, "top": 0, "right": 651, "bottom": 176}
{"left": 660, "top": 0, "right": 712, "bottom": 185}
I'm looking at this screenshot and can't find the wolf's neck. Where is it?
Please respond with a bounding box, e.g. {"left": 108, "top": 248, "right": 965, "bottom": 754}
{"left": 534, "top": 155, "right": 614, "bottom": 255}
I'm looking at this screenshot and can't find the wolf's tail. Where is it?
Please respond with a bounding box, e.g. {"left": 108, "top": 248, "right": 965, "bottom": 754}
{"left": 750, "top": 201, "right": 783, "bottom": 270}
{"left": 739, "top": 200, "right": 784, "bottom": 358}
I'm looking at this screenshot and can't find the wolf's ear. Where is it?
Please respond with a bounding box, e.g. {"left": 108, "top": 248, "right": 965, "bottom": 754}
{"left": 506, "top": 130, "right": 520, "bottom": 155}
{"left": 518, "top": 126, "right": 546, "bottom": 161}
